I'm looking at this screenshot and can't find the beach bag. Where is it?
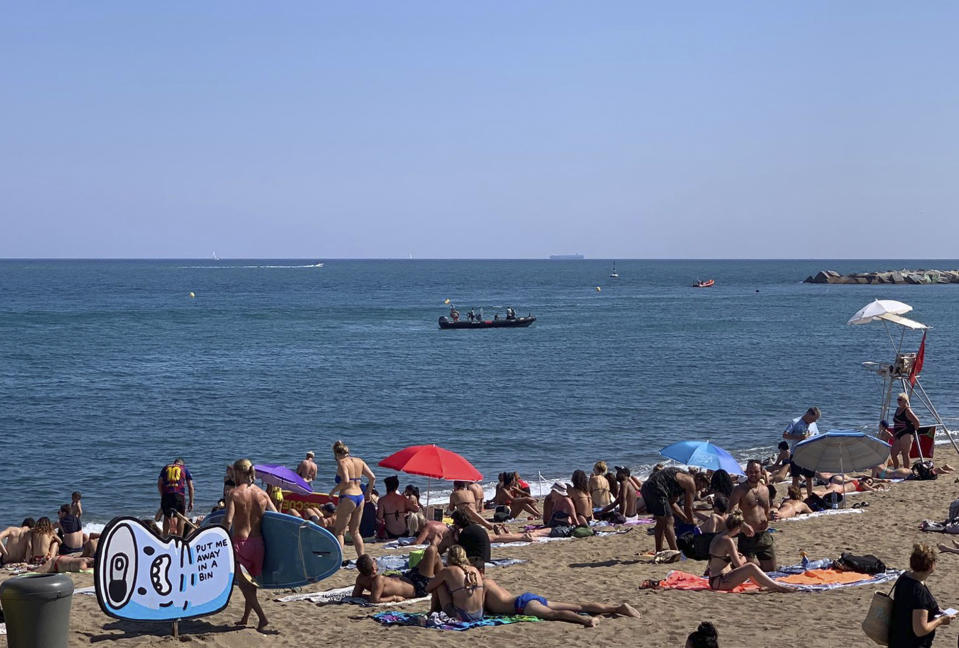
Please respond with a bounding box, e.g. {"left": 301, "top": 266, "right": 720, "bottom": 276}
{"left": 571, "top": 526, "right": 594, "bottom": 538}
{"left": 492, "top": 506, "right": 511, "bottom": 523}
{"left": 677, "top": 531, "right": 715, "bottom": 561}
{"left": 836, "top": 552, "right": 886, "bottom": 575}
{"left": 912, "top": 460, "right": 938, "bottom": 481}
{"left": 805, "top": 493, "right": 828, "bottom": 512}
{"left": 822, "top": 492, "right": 844, "bottom": 508}
{"left": 862, "top": 577, "right": 898, "bottom": 645}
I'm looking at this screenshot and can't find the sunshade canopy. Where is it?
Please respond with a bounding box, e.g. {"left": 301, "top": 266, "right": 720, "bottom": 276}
{"left": 791, "top": 431, "right": 890, "bottom": 474}
{"left": 660, "top": 440, "right": 744, "bottom": 476}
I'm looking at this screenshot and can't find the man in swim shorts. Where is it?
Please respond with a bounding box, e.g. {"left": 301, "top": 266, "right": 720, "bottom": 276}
{"left": 296, "top": 451, "right": 317, "bottom": 485}
{"left": 57, "top": 504, "right": 85, "bottom": 554}
{"left": 225, "top": 458, "right": 275, "bottom": 632}
{"left": 729, "top": 459, "right": 777, "bottom": 571}
{"left": 639, "top": 467, "right": 696, "bottom": 552}
{"left": 157, "top": 457, "right": 195, "bottom": 537}
{"left": 483, "top": 577, "right": 640, "bottom": 627}
{"left": 353, "top": 545, "right": 443, "bottom": 603}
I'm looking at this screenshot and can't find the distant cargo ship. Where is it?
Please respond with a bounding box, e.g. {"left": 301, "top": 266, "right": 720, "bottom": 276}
{"left": 549, "top": 253, "right": 585, "bottom": 260}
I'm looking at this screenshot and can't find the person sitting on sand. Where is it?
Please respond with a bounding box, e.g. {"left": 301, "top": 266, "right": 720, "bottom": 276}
{"left": 31, "top": 554, "right": 94, "bottom": 574}
{"left": 353, "top": 545, "right": 442, "bottom": 603}
{"left": 450, "top": 481, "right": 500, "bottom": 532}
{"left": 694, "top": 495, "right": 729, "bottom": 534}
{"left": 437, "top": 510, "right": 492, "bottom": 570}
{"left": 23, "top": 517, "right": 60, "bottom": 565}
{"left": 493, "top": 473, "right": 542, "bottom": 520}
{"left": 599, "top": 466, "right": 640, "bottom": 520}
{"left": 426, "top": 545, "right": 486, "bottom": 622}
{"left": 588, "top": 461, "right": 611, "bottom": 508}
{"left": 706, "top": 513, "right": 793, "bottom": 592}
{"left": 640, "top": 467, "right": 696, "bottom": 553}
{"left": 708, "top": 470, "right": 735, "bottom": 498}
{"left": 542, "top": 482, "right": 582, "bottom": 530}
{"left": 769, "top": 486, "right": 813, "bottom": 520}
{"left": 567, "top": 470, "right": 594, "bottom": 524}
{"left": 686, "top": 621, "right": 720, "bottom": 648}
{"left": 415, "top": 519, "right": 453, "bottom": 546}
{"left": 56, "top": 503, "right": 85, "bottom": 554}
{"left": 0, "top": 518, "right": 35, "bottom": 565}
{"left": 483, "top": 576, "right": 640, "bottom": 627}
{"left": 378, "top": 476, "right": 420, "bottom": 538}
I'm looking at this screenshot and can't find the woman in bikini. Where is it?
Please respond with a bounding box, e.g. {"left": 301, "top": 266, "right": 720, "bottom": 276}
{"left": 705, "top": 513, "right": 793, "bottom": 592}
{"left": 23, "top": 517, "right": 60, "bottom": 565}
{"left": 890, "top": 392, "right": 921, "bottom": 469}
{"left": 426, "top": 545, "right": 485, "bottom": 622}
{"left": 329, "top": 440, "right": 376, "bottom": 559}
{"left": 494, "top": 472, "right": 542, "bottom": 519}
{"left": 588, "top": 461, "right": 611, "bottom": 507}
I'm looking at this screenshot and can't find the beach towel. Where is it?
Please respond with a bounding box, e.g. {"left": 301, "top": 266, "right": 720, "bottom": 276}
{"left": 372, "top": 610, "right": 540, "bottom": 630}
{"left": 384, "top": 540, "right": 426, "bottom": 550}
{"left": 0, "top": 623, "right": 5, "bottom": 635}
{"left": 655, "top": 559, "right": 901, "bottom": 593}
{"left": 778, "top": 508, "right": 864, "bottom": 522}
{"left": 276, "top": 586, "right": 430, "bottom": 607}
{"left": 920, "top": 519, "right": 959, "bottom": 534}
{"left": 75, "top": 586, "right": 95, "bottom": 595}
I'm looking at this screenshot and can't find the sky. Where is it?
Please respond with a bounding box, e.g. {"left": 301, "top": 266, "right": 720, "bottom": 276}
{"left": 3, "top": 2, "right": 959, "bottom": 259}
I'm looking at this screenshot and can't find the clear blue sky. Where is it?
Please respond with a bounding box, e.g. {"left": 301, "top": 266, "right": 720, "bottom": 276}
{"left": 3, "top": 2, "right": 958, "bottom": 258}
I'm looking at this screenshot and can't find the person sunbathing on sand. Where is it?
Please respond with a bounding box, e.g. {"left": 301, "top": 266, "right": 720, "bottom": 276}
{"left": 426, "top": 545, "right": 486, "bottom": 622}
{"left": 769, "top": 487, "right": 813, "bottom": 520}
{"left": 706, "top": 513, "right": 794, "bottom": 592}
{"left": 352, "top": 545, "right": 442, "bottom": 603}
{"left": 814, "top": 475, "right": 887, "bottom": 496}
{"left": 937, "top": 539, "right": 959, "bottom": 556}
{"left": 483, "top": 576, "right": 640, "bottom": 627}
{"left": 32, "top": 554, "right": 93, "bottom": 573}
{"left": 872, "top": 461, "right": 956, "bottom": 480}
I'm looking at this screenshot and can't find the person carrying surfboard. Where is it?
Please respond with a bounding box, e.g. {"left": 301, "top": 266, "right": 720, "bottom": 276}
{"left": 225, "top": 458, "right": 276, "bottom": 632}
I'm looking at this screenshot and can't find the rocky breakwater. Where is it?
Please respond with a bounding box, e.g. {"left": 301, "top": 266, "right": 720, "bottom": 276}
{"left": 804, "top": 269, "right": 959, "bottom": 284}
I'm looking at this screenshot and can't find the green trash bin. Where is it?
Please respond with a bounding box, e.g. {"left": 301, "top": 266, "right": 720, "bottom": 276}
{"left": 0, "top": 573, "right": 74, "bottom": 648}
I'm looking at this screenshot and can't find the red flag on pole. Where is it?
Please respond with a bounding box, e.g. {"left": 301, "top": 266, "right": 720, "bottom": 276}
{"left": 909, "top": 331, "right": 926, "bottom": 386}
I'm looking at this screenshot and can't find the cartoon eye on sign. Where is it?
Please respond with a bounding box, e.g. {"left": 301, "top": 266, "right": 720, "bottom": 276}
{"left": 94, "top": 517, "right": 235, "bottom": 622}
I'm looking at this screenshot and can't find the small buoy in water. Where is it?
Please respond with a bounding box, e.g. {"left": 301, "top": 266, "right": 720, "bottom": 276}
{"left": 189, "top": 292, "right": 196, "bottom": 299}
{"left": 595, "top": 286, "right": 601, "bottom": 292}
{"left": 444, "top": 298, "right": 450, "bottom": 304}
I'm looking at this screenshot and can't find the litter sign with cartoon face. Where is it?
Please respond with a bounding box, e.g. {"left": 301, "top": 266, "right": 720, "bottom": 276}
{"left": 94, "top": 517, "right": 235, "bottom": 621}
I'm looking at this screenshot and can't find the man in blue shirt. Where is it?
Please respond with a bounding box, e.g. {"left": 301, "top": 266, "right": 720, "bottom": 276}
{"left": 783, "top": 407, "right": 821, "bottom": 499}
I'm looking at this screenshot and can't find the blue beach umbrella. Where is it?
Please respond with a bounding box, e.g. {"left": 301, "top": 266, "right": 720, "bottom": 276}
{"left": 660, "top": 440, "right": 744, "bottom": 476}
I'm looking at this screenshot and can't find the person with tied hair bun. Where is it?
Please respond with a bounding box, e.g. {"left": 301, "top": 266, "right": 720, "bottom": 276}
{"left": 889, "top": 543, "right": 954, "bottom": 647}
{"left": 329, "top": 440, "right": 376, "bottom": 559}
{"left": 589, "top": 461, "right": 611, "bottom": 507}
{"left": 225, "top": 458, "right": 275, "bottom": 631}
{"left": 685, "top": 621, "right": 719, "bottom": 648}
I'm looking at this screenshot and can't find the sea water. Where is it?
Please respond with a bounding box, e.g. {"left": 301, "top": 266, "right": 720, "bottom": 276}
{"left": 2, "top": 259, "right": 958, "bottom": 525}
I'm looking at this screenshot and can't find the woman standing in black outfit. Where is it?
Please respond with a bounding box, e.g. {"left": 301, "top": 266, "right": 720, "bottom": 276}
{"left": 889, "top": 543, "right": 953, "bottom": 647}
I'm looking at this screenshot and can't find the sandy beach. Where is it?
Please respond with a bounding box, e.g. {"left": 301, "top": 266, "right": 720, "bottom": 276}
{"left": 3, "top": 449, "right": 958, "bottom": 648}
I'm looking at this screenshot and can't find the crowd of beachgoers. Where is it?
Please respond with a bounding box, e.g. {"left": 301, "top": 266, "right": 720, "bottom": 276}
{"left": 3, "top": 396, "right": 958, "bottom": 646}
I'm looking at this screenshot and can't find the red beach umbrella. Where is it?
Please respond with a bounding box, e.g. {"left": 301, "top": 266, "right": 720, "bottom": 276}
{"left": 379, "top": 444, "right": 483, "bottom": 506}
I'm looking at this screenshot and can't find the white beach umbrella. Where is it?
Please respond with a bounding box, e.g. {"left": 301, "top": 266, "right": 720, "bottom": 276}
{"left": 847, "top": 299, "right": 913, "bottom": 326}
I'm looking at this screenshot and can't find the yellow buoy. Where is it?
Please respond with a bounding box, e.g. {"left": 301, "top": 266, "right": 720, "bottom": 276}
{"left": 189, "top": 292, "right": 196, "bottom": 298}
{"left": 595, "top": 286, "right": 601, "bottom": 292}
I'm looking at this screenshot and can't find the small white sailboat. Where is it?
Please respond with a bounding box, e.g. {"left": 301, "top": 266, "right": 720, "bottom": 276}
{"left": 609, "top": 261, "right": 619, "bottom": 278}
{"left": 212, "top": 250, "right": 219, "bottom": 261}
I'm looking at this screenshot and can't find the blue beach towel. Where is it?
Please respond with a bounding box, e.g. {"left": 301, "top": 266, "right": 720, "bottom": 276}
{"left": 373, "top": 610, "right": 541, "bottom": 630}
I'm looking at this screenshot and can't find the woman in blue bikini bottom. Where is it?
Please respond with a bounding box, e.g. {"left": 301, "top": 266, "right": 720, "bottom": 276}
{"left": 484, "top": 577, "right": 641, "bottom": 627}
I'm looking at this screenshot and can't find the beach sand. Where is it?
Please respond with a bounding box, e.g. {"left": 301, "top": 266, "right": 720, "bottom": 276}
{"left": 4, "top": 449, "right": 959, "bottom": 648}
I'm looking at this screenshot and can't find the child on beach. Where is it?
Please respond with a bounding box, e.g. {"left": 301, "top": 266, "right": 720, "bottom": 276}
{"left": 70, "top": 491, "right": 83, "bottom": 518}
